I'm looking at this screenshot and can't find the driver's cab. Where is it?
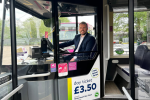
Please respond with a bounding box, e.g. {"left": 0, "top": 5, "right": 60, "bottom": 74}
{"left": 0, "top": 0, "right": 100, "bottom": 100}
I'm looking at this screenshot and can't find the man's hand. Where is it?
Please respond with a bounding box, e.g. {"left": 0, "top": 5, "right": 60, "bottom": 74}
{"left": 70, "top": 58, "right": 75, "bottom": 62}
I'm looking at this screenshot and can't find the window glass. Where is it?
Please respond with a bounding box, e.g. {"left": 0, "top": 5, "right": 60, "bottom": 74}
{"left": 113, "top": 12, "right": 129, "bottom": 55}
{"left": 0, "top": 0, "right": 12, "bottom": 99}
{"left": 59, "top": 17, "right": 76, "bottom": 40}
{"left": 78, "top": 15, "right": 95, "bottom": 36}
{"left": 58, "top": 2, "right": 97, "bottom": 63}
{"left": 134, "top": 1, "right": 150, "bottom": 99}
{"left": 113, "top": 11, "right": 148, "bottom": 56}
{"left": 15, "top": 1, "right": 54, "bottom": 66}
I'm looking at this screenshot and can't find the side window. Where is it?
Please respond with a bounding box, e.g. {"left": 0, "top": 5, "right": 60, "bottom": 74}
{"left": 113, "top": 12, "right": 148, "bottom": 56}
{"left": 0, "top": 1, "right": 13, "bottom": 99}
{"left": 113, "top": 12, "right": 129, "bottom": 56}
{"left": 1, "top": 3, "right": 11, "bottom": 66}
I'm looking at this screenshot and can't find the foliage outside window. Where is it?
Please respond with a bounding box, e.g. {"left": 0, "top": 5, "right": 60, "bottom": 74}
{"left": 113, "top": 11, "right": 148, "bottom": 55}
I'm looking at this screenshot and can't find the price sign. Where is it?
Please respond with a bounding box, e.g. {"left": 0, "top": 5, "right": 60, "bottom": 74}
{"left": 67, "top": 55, "right": 101, "bottom": 100}
{"left": 68, "top": 69, "right": 100, "bottom": 100}
{"left": 74, "top": 83, "right": 97, "bottom": 94}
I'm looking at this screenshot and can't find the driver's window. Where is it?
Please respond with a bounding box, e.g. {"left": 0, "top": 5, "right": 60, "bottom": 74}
{"left": 58, "top": 3, "right": 97, "bottom": 63}
{"left": 59, "top": 17, "right": 76, "bottom": 41}
{"left": 78, "top": 15, "right": 95, "bottom": 37}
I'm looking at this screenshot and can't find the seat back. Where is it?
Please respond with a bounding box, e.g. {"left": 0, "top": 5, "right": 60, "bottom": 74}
{"left": 134, "top": 45, "right": 148, "bottom": 66}
{"left": 141, "top": 50, "right": 150, "bottom": 71}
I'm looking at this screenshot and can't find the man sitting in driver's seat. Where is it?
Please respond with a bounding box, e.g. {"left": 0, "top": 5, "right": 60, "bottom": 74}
{"left": 59, "top": 21, "right": 97, "bottom": 62}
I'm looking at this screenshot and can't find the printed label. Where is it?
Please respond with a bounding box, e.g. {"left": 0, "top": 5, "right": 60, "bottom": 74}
{"left": 58, "top": 63, "right": 68, "bottom": 73}
{"left": 69, "top": 62, "right": 77, "bottom": 71}
{"left": 51, "top": 63, "right": 56, "bottom": 72}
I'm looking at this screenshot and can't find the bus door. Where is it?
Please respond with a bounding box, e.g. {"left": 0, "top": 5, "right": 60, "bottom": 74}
{"left": 56, "top": 2, "right": 101, "bottom": 100}
{"left": 0, "top": 0, "right": 24, "bottom": 100}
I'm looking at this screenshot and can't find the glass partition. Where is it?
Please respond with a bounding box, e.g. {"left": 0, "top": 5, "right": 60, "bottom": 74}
{"left": 58, "top": 2, "right": 100, "bottom": 100}
{"left": 15, "top": 1, "right": 54, "bottom": 65}
{"left": 59, "top": 17, "right": 76, "bottom": 41}
{"left": 134, "top": 0, "right": 150, "bottom": 99}
{"left": 15, "top": 0, "right": 55, "bottom": 100}
{"left": 78, "top": 15, "right": 95, "bottom": 36}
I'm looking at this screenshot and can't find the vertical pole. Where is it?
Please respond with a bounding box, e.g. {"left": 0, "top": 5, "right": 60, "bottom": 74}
{"left": 10, "top": 0, "right": 18, "bottom": 99}
{"left": 129, "top": 0, "right": 135, "bottom": 99}
{"left": 76, "top": 16, "right": 78, "bottom": 34}
{"left": 52, "top": 0, "right": 59, "bottom": 100}
{"left": 94, "top": 15, "right": 96, "bottom": 37}
{"left": 97, "top": 0, "right": 104, "bottom": 98}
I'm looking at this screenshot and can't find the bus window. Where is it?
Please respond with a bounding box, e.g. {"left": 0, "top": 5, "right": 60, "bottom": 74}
{"left": 0, "top": 0, "right": 13, "bottom": 99}
{"left": 113, "top": 11, "right": 148, "bottom": 56}
{"left": 59, "top": 17, "right": 76, "bottom": 41}
{"left": 15, "top": 2, "right": 54, "bottom": 65}
{"left": 58, "top": 3, "right": 97, "bottom": 63}
{"left": 78, "top": 15, "right": 95, "bottom": 37}
{"left": 0, "top": 0, "right": 12, "bottom": 67}
{"left": 113, "top": 12, "right": 129, "bottom": 56}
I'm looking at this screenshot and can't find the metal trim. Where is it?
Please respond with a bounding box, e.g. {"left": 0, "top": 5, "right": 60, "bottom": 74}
{"left": 10, "top": 0, "right": 18, "bottom": 99}
{"left": 128, "top": 0, "right": 135, "bottom": 99}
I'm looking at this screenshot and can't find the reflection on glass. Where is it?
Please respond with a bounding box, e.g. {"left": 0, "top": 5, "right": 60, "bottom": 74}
{"left": 15, "top": 0, "right": 52, "bottom": 18}
{"left": 58, "top": 2, "right": 96, "bottom": 16}
{"left": 59, "top": 18, "right": 76, "bottom": 40}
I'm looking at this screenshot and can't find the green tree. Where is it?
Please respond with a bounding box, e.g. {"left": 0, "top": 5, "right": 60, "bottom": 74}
{"left": 16, "top": 17, "right": 71, "bottom": 39}
{"left": 114, "top": 12, "right": 147, "bottom": 41}
{"left": 29, "top": 17, "right": 37, "bottom": 38}
{"left": 0, "top": 19, "right": 2, "bottom": 31}
{"left": 113, "top": 13, "right": 128, "bottom": 33}
{"left": 22, "top": 17, "right": 37, "bottom": 38}
{"left": 39, "top": 21, "right": 51, "bottom": 37}
{"left": 59, "top": 17, "right": 70, "bottom": 23}
{"left": 4, "top": 20, "right": 10, "bottom": 39}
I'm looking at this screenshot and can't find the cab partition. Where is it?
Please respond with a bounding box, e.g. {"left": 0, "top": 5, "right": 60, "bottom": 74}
{"left": 57, "top": 3, "right": 100, "bottom": 99}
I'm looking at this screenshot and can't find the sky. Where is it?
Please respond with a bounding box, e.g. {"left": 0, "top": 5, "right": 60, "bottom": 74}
{"left": 0, "top": 0, "right": 94, "bottom": 27}
{"left": 69, "top": 16, "right": 94, "bottom": 26}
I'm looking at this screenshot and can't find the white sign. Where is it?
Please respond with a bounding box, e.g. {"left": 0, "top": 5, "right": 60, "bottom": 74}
{"left": 68, "top": 56, "right": 100, "bottom": 100}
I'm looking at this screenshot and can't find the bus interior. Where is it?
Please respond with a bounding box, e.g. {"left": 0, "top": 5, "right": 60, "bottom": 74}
{"left": 0, "top": 0, "right": 150, "bottom": 100}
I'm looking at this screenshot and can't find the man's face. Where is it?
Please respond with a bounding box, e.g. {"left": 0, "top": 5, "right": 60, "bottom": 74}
{"left": 79, "top": 24, "right": 88, "bottom": 35}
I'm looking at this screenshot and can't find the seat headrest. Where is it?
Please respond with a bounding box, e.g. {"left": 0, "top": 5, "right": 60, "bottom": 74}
{"left": 136, "top": 45, "right": 148, "bottom": 51}
{"left": 135, "top": 45, "right": 148, "bottom": 66}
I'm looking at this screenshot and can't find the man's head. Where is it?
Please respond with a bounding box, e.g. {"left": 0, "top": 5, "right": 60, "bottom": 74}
{"left": 79, "top": 22, "right": 88, "bottom": 35}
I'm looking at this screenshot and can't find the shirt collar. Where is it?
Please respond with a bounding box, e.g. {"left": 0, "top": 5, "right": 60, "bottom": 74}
{"left": 80, "top": 33, "right": 87, "bottom": 38}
